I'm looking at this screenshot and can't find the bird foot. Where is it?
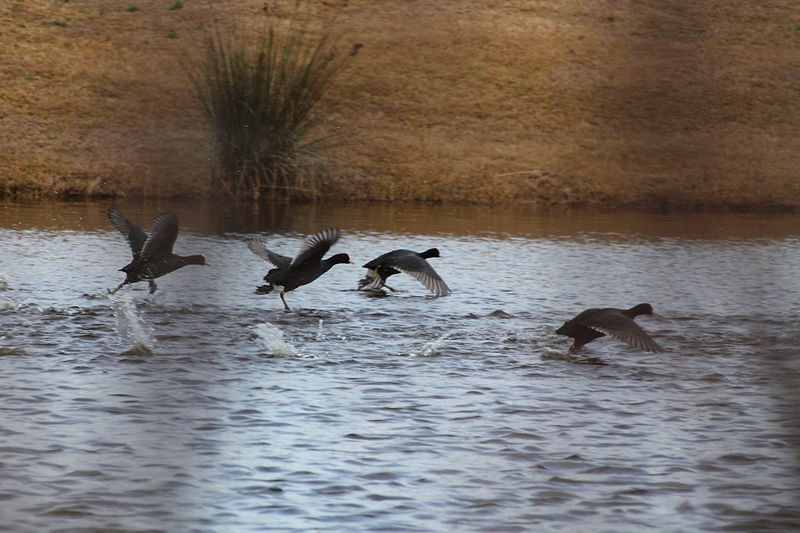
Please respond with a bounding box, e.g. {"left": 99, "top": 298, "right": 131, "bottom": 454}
{"left": 108, "top": 283, "right": 125, "bottom": 295}
{"left": 255, "top": 283, "right": 274, "bottom": 295}
{"left": 280, "top": 290, "right": 291, "bottom": 311}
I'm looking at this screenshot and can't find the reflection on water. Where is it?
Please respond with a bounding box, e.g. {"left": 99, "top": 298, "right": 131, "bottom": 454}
{"left": 3, "top": 198, "right": 799, "bottom": 240}
{"left": 0, "top": 199, "right": 799, "bottom": 532}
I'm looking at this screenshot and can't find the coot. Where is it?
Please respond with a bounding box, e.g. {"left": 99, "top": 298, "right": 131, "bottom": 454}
{"left": 107, "top": 206, "right": 206, "bottom": 294}
{"left": 556, "top": 303, "right": 665, "bottom": 353}
{"left": 358, "top": 248, "right": 450, "bottom": 296}
{"left": 247, "top": 228, "right": 351, "bottom": 310}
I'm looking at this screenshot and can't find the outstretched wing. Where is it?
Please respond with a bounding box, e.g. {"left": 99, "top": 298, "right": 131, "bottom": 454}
{"left": 107, "top": 206, "right": 148, "bottom": 259}
{"left": 581, "top": 311, "right": 665, "bottom": 353}
{"left": 247, "top": 238, "right": 292, "bottom": 268}
{"left": 394, "top": 257, "right": 451, "bottom": 296}
{"left": 291, "top": 228, "right": 340, "bottom": 269}
{"left": 140, "top": 213, "right": 180, "bottom": 259}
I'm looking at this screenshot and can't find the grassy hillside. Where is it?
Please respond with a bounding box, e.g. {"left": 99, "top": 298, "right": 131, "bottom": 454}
{"left": 1, "top": 0, "right": 799, "bottom": 207}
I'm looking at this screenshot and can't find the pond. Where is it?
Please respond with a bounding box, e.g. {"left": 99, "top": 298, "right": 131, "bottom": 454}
{"left": 1, "top": 199, "right": 799, "bottom": 532}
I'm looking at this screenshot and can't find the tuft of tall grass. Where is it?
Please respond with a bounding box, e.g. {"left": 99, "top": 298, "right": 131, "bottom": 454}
{"left": 189, "top": 25, "right": 349, "bottom": 200}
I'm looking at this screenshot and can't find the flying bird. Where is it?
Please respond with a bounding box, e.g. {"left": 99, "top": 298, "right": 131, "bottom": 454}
{"left": 247, "top": 228, "right": 351, "bottom": 311}
{"left": 556, "top": 303, "right": 665, "bottom": 354}
{"left": 358, "top": 248, "right": 450, "bottom": 296}
{"left": 107, "top": 206, "right": 206, "bottom": 294}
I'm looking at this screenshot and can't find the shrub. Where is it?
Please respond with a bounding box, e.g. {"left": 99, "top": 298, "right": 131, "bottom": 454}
{"left": 189, "top": 25, "right": 349, "bottom": 200}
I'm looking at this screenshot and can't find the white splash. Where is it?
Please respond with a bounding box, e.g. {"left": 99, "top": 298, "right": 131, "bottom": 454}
{"left": 413, "top": 331, "right": 454, "bottom": 357}
{"left": 541, "top": 347, "right": 571, "bottom": 361}
{"left": 0, "top": 296, "right": 19, "bottom": 312}
{"left": 253, "top": 323, "right": 298, "bottom": 357}
{"left": 316, "top": 319, "right": 325, "bottom": 341}
{"left": 109, "top": 292, "right": 155, "bottom": 353}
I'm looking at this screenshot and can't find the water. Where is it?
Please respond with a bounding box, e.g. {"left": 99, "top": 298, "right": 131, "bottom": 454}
{"left": 1, "top": 200, "right": 799, "bottom": 532}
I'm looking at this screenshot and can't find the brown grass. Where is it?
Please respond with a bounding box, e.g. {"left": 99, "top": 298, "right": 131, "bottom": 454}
{"left": 1, "top": 0, "right": 799, "bottom": 207}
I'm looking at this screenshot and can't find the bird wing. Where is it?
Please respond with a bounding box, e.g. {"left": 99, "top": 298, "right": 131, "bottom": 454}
{"left": 140, "top": 213, "right": 180, "bottom": 259}
{"left": 247, "top": 238, "right": 292, "bottom": 268}
{"left": 291, "top": 228, "right": 340, "bottom": 269}
{"left": 107, "top": 206, "right": 148, "bottom": 259}
{"left": 581, "top": 311, "right": 665, "bottom": 353}
{"left": 391, "top": 254, "right": 451, "bottom": 296}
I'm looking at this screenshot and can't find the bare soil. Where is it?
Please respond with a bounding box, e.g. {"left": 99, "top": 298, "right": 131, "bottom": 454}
{"left": 2, "top": 0, "right": 799, "bottom": 207}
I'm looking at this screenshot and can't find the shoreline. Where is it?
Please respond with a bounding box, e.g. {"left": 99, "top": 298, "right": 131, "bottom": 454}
{"left": 3, "top": 190, "right": 799, "bottom": 214}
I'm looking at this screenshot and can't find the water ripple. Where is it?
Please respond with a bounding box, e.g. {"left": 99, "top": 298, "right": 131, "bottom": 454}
{"left": 0, "top": 206, "right": 799, "bottom": 531}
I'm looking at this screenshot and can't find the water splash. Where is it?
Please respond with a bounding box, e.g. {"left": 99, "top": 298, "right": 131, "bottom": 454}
{"left": 109, "top": 292, "right": 155, "bottom": 353}
{"left": 0, "top": 297, "right": 19, "bottom": 312}
{"left": 253, "top": 323, "right": 298, "bottom": 357}
{"left": 0, "top": 274, "right": 18, "bottom": 313}
{"left": 316, "top": 319, "right": 325, "bottom": 341}
{"left": 413, "top": 331, "right": 454, "bottom": 357}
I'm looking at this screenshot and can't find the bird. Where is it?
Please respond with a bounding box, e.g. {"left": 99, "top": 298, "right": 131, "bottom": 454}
{"left": 107, "top": 206, "right": 207, "bottom": 294}
{"left": 358, "top": 248, "right": 450, "bottom": 296}
{"left": 555, "top": 303, "right": 665, "bottom": 355}
{"left": 247, "top": 228, "right": 351, "bottom": 311}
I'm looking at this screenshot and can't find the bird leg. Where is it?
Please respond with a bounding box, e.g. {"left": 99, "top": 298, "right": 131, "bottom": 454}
{"left": 566, "top": 344, "right": 575, "bottom": 363}
{"left": 148, "top": 279, "right": 158, "bottom": 294}
{"left": 372, "top": 268, "right": 395, "bottom": 291}
{"left": 108, "top": 282, "right": 126, "bottom": 295}
{"left": 280, "top": 290, "right": 291, "bottom": 311}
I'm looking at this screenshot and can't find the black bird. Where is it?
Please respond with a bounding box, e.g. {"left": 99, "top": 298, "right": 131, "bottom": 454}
{"left": 247, "top": 228, "right": 351, "bottom": 311}
{"left": 358, "top": 248, "right": 450, "bottom": 296}
{"left": 107, "top": 206, "right": 206, "bottom": 294}
{"left": 556, "top": 303, "right": 665, "bottom": 354}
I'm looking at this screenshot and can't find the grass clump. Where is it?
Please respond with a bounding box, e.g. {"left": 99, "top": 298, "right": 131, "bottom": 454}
{"left": 169, "top": 0, "right": 184, "bottom": 10}
{"left": 189, "top": 25, "right": 349, "bottom": 200}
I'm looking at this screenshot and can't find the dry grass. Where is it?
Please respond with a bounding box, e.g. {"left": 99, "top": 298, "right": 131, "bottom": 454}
{"left": 1, "top": 0, "right": 799, "bottom": 207}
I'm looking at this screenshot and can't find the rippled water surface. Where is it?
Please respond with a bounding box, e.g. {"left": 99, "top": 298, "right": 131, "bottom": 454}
{"left": 1, "top": 200, "right": 799, "bottom": 532}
